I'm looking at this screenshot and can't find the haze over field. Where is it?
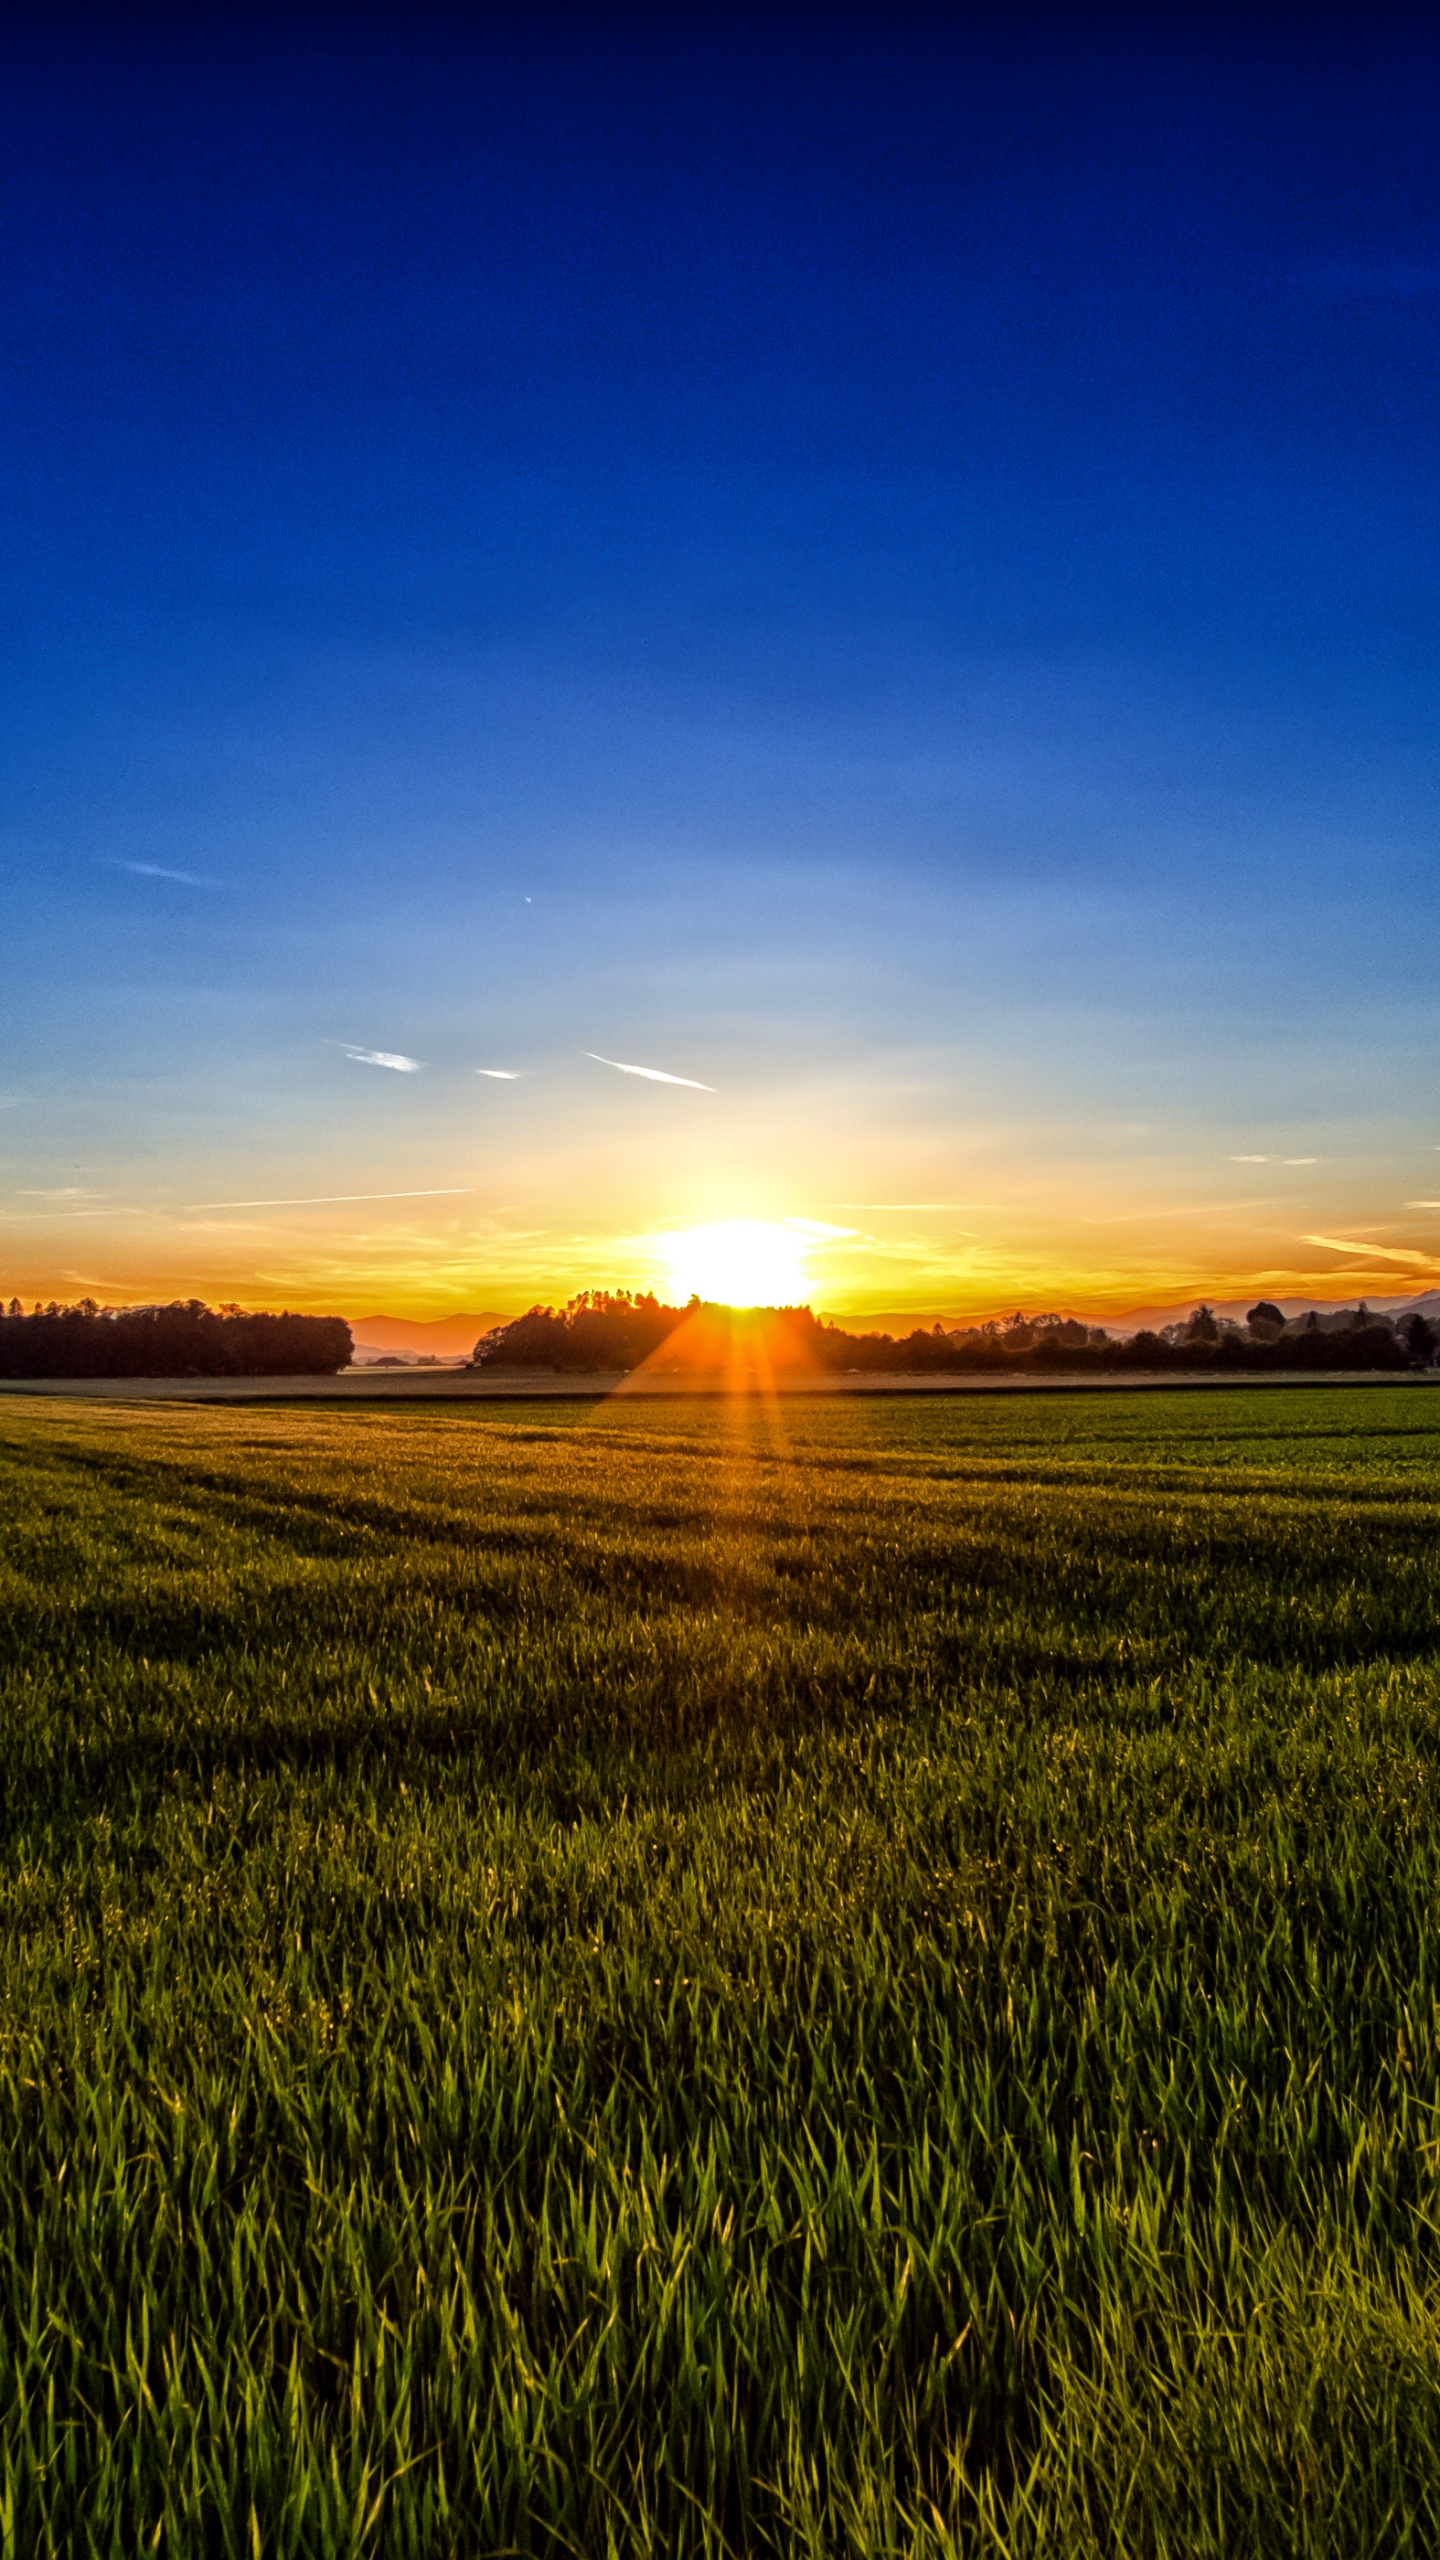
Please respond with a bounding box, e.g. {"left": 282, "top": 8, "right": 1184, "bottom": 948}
{"left": 2, "top": 15, "right": 1438, "bottom": 1326}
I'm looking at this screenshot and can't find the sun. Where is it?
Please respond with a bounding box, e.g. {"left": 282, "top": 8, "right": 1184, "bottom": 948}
{"left": 662, "top": 1220, "right": 809, "bottom": 1308}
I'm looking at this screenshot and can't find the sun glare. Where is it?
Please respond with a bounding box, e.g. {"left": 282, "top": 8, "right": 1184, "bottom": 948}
{"left": 662, "top": 1221, "right": 809, "bottom": 1308}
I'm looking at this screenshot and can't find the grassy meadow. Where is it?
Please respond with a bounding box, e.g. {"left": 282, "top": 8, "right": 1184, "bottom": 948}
{"left": 4, "top": 1380, "right": 1440, "bottom": 2556}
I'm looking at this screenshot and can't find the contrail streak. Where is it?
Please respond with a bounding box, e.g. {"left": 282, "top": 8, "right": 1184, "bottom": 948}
{"left": 188, "top": 1188, "right": 473, "bottom": 1209}
{"left": 585, "top": 1052, "right": 714, "bottom": 1089}
{"left": 110, "top": 860, "right": 211, "bottom": 886}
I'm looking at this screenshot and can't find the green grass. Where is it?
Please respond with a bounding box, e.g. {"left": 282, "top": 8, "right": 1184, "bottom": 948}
{"left": 3, "top": 1381, "right": 1440, "bottom": 2556}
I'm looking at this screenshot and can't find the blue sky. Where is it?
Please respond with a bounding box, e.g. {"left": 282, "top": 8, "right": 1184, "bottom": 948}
{"left": 3, "top": 11, "right": 1438, "bottom": 1320}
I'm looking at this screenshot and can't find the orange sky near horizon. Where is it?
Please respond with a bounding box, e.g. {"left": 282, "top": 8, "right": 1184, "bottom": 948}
{"left": 7, "top": 1107, "right": 1439, "bottom": 1327}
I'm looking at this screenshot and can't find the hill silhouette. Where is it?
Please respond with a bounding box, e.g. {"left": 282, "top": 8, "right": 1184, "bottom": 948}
{"left": 349, "top": 1311, "right": 501, "bottom": 1360}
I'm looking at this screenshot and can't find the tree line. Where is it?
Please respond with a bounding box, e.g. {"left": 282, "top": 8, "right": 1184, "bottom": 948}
{"left": 4, "top": 1289, "right": 1431, "bottom": 1382}
{"left": 471, "top": 1292, "right": 1439, "bottom": 1375}
{"left": 0, "top": 1300, "right": 353, "bottom": 1378}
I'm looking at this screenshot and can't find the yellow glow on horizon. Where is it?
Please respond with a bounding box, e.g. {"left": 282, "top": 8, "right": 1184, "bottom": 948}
{"left": 661, "top": 1221, "right": 809, "bottom": 1308}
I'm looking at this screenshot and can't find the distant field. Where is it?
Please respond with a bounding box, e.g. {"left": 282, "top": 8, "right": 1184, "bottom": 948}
{"left": 4, "top": 1386, "right": 1440, "bottom": 2556}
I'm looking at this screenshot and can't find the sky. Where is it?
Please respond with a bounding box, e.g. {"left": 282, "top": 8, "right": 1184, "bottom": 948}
{"left": 3, "top": 8, "right": 1439, "bottom": 1326}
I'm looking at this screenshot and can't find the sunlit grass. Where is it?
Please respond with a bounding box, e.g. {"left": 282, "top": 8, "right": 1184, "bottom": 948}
{"left": 2, "top": 1383, "right": 1440, "bottom": 2553}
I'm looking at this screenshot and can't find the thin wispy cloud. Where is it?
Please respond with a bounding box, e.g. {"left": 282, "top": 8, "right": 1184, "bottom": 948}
{"left": 21, "top": 1186, "right": 110, "bottom": 1201}
{"left": 110, "top": 860, "right": 211, "bottom": 886}
{"left": 1305, "top": 1234, "right": 1436, "bottom": 1268}
{"left": 1231, "top": 1154, "right": 1318, "bottom": 1165}
{"left": 585, "top": 1052, "right": 714, "bottom": 1090}
{"left": 1406, "top": 1201, "right": 1440, "bottom": 1210}
{"left": 344, "top": 1047, "right": 423, "bottom": 1072}
{"left": 477, "top": 1069, "right": 524, "bottom": 1080}
{"left": 1085, "top": 1199, "right": 1282, "bottom": 1225}
{"left": 4, "top": 1190, "right": 122, "bottom": 1220}
{"left": 188, "top": 1187, "right": 472, "bottom": 1209}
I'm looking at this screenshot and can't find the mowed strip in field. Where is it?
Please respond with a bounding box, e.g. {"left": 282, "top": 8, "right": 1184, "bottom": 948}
{"left": 3, "top": 1386, "right": 1440, "bottom": 2556}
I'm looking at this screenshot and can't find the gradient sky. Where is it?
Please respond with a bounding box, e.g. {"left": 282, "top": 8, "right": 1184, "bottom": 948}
{"left": 4, "top": 11, "right": 1439, "bottom": 1324}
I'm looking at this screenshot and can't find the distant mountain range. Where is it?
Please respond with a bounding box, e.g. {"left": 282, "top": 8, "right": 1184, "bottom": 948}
{"left": 828, "top": 1290, "right": 1440, "bottom": 1340}
{"left": 1105, "top": 1289, "right": 1440, "bottom": 1337}
{"left": 348, "top": 1312, "right": 501, "bottom": 1362}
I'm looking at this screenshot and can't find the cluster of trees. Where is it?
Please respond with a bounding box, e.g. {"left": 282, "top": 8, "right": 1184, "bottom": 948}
{"left": 0, "top": 1299, "right": 353, "bottom": 1378}
{"left": 472, "top": 1292, "right": 687, "bottom": 1372}
{"left": 472, "top": 1293, "right": 1440, "bottom": 1375}
{"left": 934, "top": 1301, "right": 1436, "bottom": 1375}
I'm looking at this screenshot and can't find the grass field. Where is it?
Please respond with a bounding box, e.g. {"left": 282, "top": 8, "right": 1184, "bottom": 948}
{"left": 4, "top": 1383, "right": 1440, "bottom": 2557}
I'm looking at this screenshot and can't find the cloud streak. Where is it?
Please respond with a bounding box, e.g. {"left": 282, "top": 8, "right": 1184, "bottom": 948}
{"left": 344, "top": 1047, "right": 423, "bottom": 1072}
{"left": 585, "top": 1052, "right": 713, "bottom": 1089}
{"left": 1305, "top": 1234, "right": 1437, "bottom": 1268}
{"left": 188, "top": 1187, "right": 473, "bottom": 1209}
{"left": 1085, "top": 1198, "right": 1283, "bottom": 1225}
{"left": 110, "top": 860, "right": 211, "bottom": 886}
{"left": 477, "top": 1069, "right": 524, "bottom": 1080}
